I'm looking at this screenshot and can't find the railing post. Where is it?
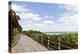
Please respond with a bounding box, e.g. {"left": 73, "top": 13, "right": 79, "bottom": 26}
{"left": 48, "top": 36, "right": 50, "bottom": 48}
{"left": 58, "top": 37, "right": 61, "bottom": 50}
{"left": 40, "top": 35, "right": 42, "bottom": 44}
{"left": 40, "top": 35, "right": 41, "bottom": 43}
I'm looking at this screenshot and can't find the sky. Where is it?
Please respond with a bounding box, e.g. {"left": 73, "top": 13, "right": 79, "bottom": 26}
{"left": 11, "top": 1, "right": 78, "bottom": 32}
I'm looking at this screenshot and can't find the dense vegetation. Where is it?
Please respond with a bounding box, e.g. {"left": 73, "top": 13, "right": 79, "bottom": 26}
{"left": 9, "top": 9, "right": 22, "bottom": 48}
{"left": 23, "top": 30, "right": 78, "bottom": 50}
{"left": 12, "top": 28, "right": 21, "bottom": 42}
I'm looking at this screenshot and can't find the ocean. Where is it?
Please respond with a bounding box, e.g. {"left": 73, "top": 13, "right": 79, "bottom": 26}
{"left": 43, "top": 32, "right": 77, "bottom": 35}
{"left": 43, "top": 32, "right": 62, "bottom": 35}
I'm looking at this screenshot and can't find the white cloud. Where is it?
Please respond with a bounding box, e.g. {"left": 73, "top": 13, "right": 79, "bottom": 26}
{"left": 44, "top": 16, "right": 50, "bottom": 18}
{"left": 24, "top": 26, "right": 38, "bottom": 31}
{"left": 13, "top": 2, "right": 78, "bottom": 32}
{"left": 12, "top": 4, "right": 42, "bottom": 21}
{"left": 54, "top": 14, "right": 78, "bottom": 32}
{"left": 21, "top": 13, "right": 78, "bottom": 32}
{"left": 34, "top": 24, "right": 46, "bottom": 27}
{"left": 44, "top": 15, "right": 54, "bottom": 19}
{"left": 43, "top": 20, "right": 54, "bottom": 24}
{"left": 38, "top": 14, "right": 78, "bottom": 32}
{"left": 58, "top": 14, "right": 78, "bottom": 25}
{"left": 17, "top": 13, "right": 42, "bottom": 21}
{"left": 22, "top": 23, "right": 47, "bottom": 31}
{"left": 12, "top": 4, "right": 29, "bottom": 12}
{"left": 63, "top": 4, "right": 78, "bottom": 12}
{"left": 33, "top": 23, "right": 49, "bottom": 31}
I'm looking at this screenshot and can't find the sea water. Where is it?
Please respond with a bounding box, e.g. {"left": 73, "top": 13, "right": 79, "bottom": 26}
{"left": 43, "top": 32, "right": 62, "bottom": 35}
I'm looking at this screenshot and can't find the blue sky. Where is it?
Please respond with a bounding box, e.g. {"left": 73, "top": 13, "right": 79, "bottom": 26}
{"left": 11, "top": 1, "right": 78, "bottom": 32}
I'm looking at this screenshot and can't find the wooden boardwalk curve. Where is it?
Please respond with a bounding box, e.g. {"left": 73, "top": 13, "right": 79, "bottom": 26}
{"left": 12, "top": 34, "right": 48, "bottom": 53}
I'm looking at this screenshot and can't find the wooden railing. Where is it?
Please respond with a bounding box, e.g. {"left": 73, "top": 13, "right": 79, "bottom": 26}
{"left": 12, "top": 34, "right": 21, "bottom": 47}
{"left": 28, "top": 34, "right": 78, "bottom": 50}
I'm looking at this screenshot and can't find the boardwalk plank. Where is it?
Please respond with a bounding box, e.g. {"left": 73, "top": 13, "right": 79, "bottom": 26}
{"left": 12, "top": 34, "right": 48, "bottom": 53}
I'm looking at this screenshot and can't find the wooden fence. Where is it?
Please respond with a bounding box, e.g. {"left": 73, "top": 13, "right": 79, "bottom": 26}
{"left": 28, "top": 34, "right": 78, "bottom": 50}
{"left": 12, "top": 34, "right": 21, "bottom": 47}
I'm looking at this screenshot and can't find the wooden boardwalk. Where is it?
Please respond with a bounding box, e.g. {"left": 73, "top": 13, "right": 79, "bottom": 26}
{"left": 12, "top": 34, "right": 48, "bottom": 53}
